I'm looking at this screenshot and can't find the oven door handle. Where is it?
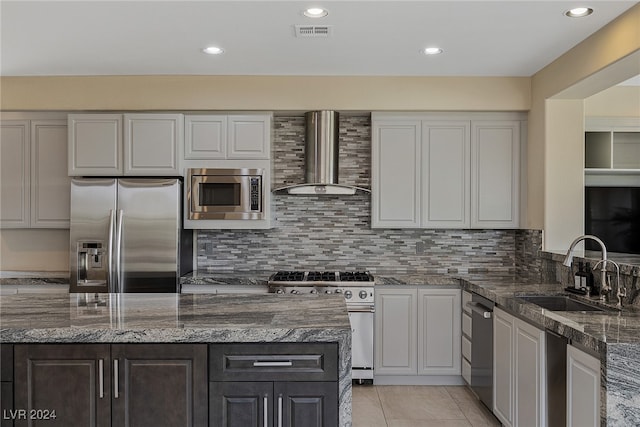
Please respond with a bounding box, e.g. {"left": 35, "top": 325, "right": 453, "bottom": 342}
{"left": 348, "top": 306, "right": 375, "bottom": 313}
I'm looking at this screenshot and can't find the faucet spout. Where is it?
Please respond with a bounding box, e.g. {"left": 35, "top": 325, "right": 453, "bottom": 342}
{"left": 563, "top": 235, "right": 610, "bottom": 298}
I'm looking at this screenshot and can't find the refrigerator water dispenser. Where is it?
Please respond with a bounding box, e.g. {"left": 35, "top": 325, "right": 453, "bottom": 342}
{"left": 76, "top": 242, "right": 107, "bottom": 287}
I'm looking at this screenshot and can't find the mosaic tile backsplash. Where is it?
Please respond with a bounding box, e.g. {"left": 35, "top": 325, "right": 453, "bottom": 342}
{"left": 197, "top": 114, "right": 541, "bottom": 274}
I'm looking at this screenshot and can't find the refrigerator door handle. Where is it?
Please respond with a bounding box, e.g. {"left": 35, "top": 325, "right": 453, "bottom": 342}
{"left": 107, "top": 209, "right": 116, "bottom": 292}
{"left": 115, "top": 209, "right": 124, "bottom": 293}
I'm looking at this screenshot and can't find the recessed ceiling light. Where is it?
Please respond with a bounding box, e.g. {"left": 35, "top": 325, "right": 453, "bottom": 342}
{"left": 303, "top": 7, "right": 328, "bottom": 18}
{"left": 565, "top": 7, "right": 593, "bottom": 18}
{"left": 202, "top": 46, "right": 224, "bottom": 55}
{"left": 424, "top": 47, "right": 443, "bottom": 55}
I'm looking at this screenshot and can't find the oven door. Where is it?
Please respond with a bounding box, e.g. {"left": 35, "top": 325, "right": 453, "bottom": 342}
{"left": 348, "top": 305, "right": 374, "bottom": 381}
{"left": 188, "top": 169, "right": 264, "bottom": 220}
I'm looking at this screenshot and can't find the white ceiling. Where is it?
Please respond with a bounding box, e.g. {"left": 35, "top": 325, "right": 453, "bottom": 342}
{"left": 1, "top": 0, "right": 638, "bottom": 77}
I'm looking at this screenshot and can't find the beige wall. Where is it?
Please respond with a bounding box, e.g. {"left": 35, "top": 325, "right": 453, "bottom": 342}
{"left": 543, "top": 100, "right": 585, "bottom": 251}
{"left": 0, "top": 75, "right": 531, "bottom": 112}
{"left": 529, "top": 3, "right": 640, "bottom": 250}
{"left": 0, "top": 229, "right": 69, "bottom": 271}
{"left": 584, "top": 85, "right": 640, "bottom": 117}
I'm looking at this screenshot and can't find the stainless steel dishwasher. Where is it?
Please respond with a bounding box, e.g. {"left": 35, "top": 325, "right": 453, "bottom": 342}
{"left": 467, "top": 293, "right": 494, "bottom": 410}
{"left": 546, "top": 329, "right": 568, "bottom": 427}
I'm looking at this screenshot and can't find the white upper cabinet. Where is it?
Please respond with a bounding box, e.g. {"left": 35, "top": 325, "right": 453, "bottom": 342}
{"left": 228, "top": 115, "right": 270, "bottom": 159}
{"left": 1, "top": 120, "right": 30, "bottom": 228}
{"left": 1, "top": 116, "right": 70, "bottom": 229}
{"left": 421, "top": 121, "right": 470, "bottom": 228}
{"left": 371, "top": 120, "right": 421, "bottom": 228}
{"left": 471, "top": 121, "right": 520, "bottom": 228}
{"left": 372, "top": 112, "right": 523, "bottom": 229}
{"left": 184, "top": 114, "right": 270, "bottom": 161}
{"left": 30, "top": 120, "right": 71, "bottom": 228}
{"left": 68, "top": 114, "right": 122, "bottom": 175}
{"left": 68, "top": 113, "right": 183, "bottom": 176}
{"left": 184, "top": 115, "right": 227, "bottom": 159}
{"left": 123, "top": 114, "right": 182, "bottom": 175}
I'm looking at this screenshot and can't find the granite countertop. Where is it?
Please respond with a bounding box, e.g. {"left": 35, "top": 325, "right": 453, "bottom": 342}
{"left": 0, "top": 271, "right": 69, "bottom": 286}
{"left": 4, "top": 269, "right": 640, "bottom": 352}
{"left": 0, "top": 293, "right": 350, "bottom": 343}
{"left": 180, "top": 271, "right": 269, "bottom": 286}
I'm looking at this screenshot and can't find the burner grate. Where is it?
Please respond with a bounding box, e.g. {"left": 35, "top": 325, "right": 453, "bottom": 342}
{"left": 307, "top": 271, "right": 337, "bottom": 281}
{"left": 271, "top": 271, "right": 305, "bottom": 282}
{"left": 339, "top": 271, "right": 373, "bottom": 282}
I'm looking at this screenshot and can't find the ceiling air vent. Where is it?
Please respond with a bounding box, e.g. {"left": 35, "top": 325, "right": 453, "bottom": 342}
{"left": 294, "top": 25, "right": 332, "bottom": 38}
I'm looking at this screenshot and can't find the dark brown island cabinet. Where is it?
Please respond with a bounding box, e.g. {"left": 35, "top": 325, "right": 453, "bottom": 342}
{"left": 7, "top": 344, "right": 207, "bottom": 427}
{"left": 209, "top": 343, "right": 339, "bottom": 427}
{"left": 1, "top": 342, "right": 339, "bottom": 427}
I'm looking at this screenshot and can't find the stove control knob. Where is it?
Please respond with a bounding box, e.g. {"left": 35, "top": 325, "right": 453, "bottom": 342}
{"left": 334, "top": 289, "right": 343, "bottom": 294}
{"left": 276, "top": 289, "right": 284, "bottom": 294}
{"left": 290, "top": 290, "right": 299, "bottom": 295}
{"left": 310, "top": 289, "right": 318, "bottom": 294}
{"left": 324, "top": 289, "right": 333, "bottom": 294}
{"left": 344, "top": 290, "right": 353, "bottom": 299}
{"left": 359, "top": 290, "right": 368, "bottom": 299}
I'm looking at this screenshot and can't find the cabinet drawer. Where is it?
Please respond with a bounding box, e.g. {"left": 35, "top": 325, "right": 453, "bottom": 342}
{"left": 462, "top": 357, "right": 471, "bottom": 384}
{"left": 462, "top": 312, "right": 472, "bottom": 338}
{"left": 462, "top": 291, "right": 472, "bottom": 315}
{"left": 209, "top": 343, "right": 338, "bottom": 382}
{"left": 462, "top": 335, "right": 471, "bottom": 362}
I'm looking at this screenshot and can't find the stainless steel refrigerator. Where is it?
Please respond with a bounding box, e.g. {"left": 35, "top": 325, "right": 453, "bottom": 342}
{"left": 70, "top": 178, "right": 192, "bottom": 293}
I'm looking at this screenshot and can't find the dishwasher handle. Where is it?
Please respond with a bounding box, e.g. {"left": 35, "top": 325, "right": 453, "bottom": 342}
{"left": 466, "top": 301, "right": 492, "bottom": 319}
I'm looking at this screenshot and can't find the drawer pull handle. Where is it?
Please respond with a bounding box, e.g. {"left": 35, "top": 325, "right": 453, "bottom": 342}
{"left": 253, "top": 361, "right": 293, "bottom": 367}
{"left": 277, "top": 394, "right": 283, "bottom": 427}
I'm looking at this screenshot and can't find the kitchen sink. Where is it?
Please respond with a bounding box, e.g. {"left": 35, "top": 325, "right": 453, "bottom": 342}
{"left": 516, "top": 295, "right": 610, "bottom": 312}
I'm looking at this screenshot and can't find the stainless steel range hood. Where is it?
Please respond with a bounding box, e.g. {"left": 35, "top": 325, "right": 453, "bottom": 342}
{"left": 275, "top": 111, "right": 370, "bottom": 195}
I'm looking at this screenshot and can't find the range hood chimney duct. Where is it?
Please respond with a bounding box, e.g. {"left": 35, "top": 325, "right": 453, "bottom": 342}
{"left": 276, "top": 110, "right": 370, "bottom": 195}
{"left": 305, "top": 110, "right": 339, "bottom": 186}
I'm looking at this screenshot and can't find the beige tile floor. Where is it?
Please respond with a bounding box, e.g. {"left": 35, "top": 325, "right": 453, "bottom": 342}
{"left": 352, "top": 385, "right": 502, "bottom": 427}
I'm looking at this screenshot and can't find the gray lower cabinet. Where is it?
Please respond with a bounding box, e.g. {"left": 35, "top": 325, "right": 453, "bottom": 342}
{"left": 12, "top": 344, "right": 207, "bottom": 427}
{"left": 209, "top": 343, "right": 339, "bottom": 427}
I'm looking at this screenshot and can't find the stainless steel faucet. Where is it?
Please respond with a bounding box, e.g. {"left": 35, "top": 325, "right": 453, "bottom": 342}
{"left": 562, "top": 235, "right": 611, "bottom": 301}
{"left": 593, "top": 259, "right": 624, "bottom": 308}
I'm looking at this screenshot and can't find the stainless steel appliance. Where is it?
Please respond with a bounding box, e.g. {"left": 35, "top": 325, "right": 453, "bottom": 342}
{"left": 268, "top": 271, "right": 375, "bottom": 383}
{"left": 467, "top": 293, "right": 494, "bottom": 409}
{"left": 70, "top": 178, "right": 192, "bottom": 293}
{"left": 187, "top": 168, "right": 264, "bottom": 220}
{"left": 546, "top": 329, "right": 568, "bottom": 427}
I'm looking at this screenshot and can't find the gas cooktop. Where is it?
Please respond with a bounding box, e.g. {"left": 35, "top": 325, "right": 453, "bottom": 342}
{"left": 268, "top": 271, "right": 374, "bottom": 286}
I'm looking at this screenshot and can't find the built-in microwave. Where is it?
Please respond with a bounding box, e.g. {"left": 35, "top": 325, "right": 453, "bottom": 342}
{"left": 187, "top": 168, "right": 265, "bottom": 220}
